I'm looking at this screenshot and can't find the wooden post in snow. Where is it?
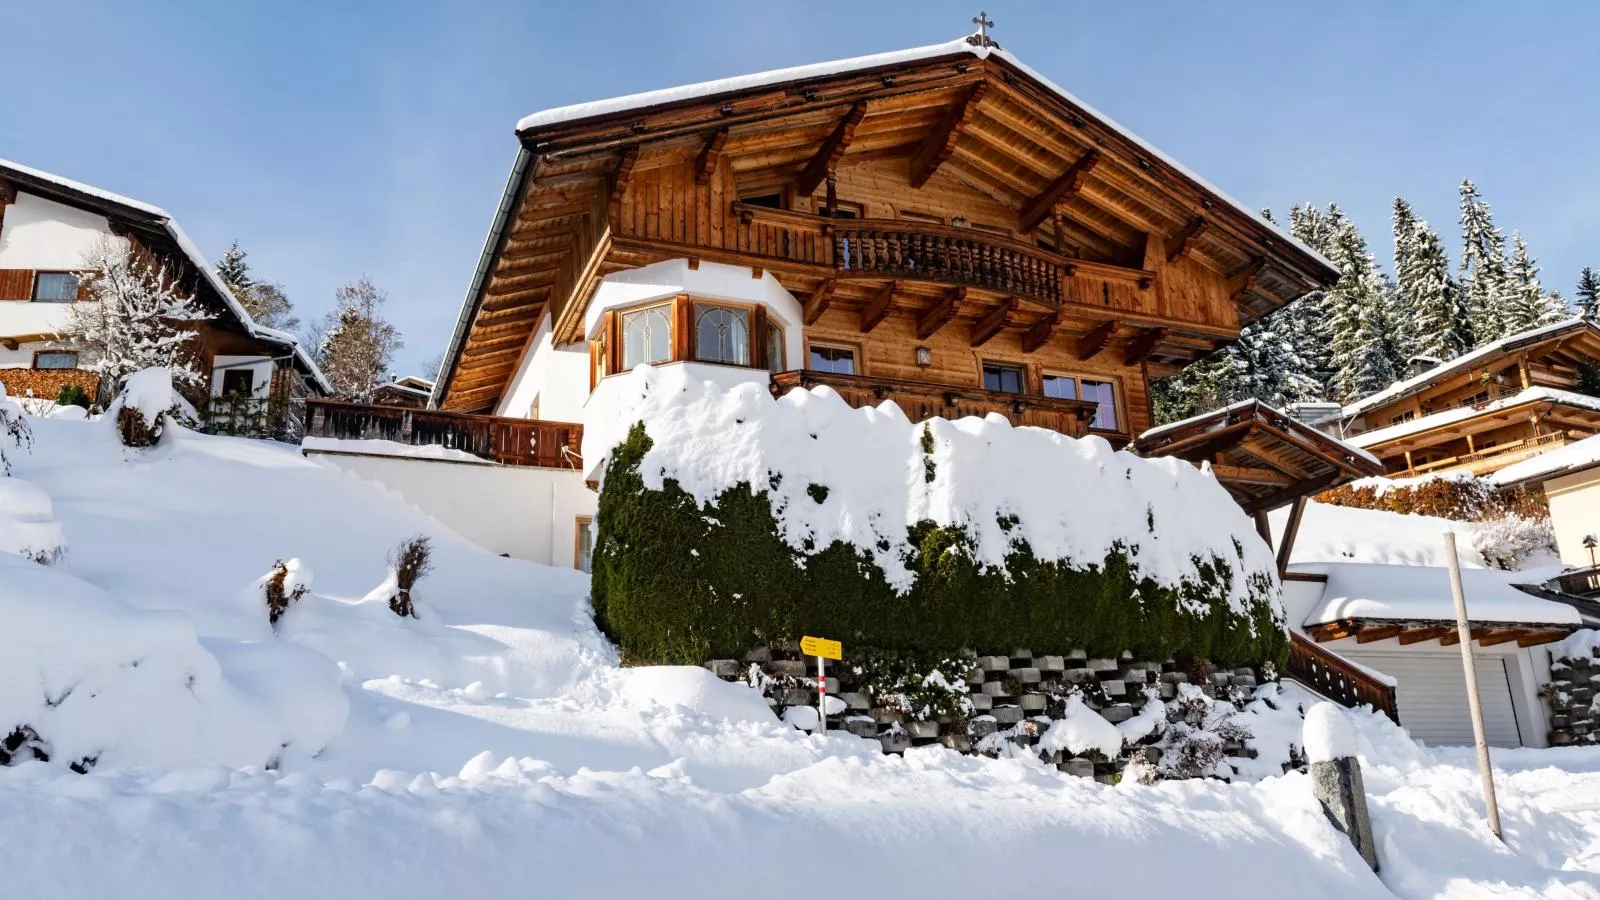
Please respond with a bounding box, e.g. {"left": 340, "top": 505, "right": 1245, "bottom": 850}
{"left": 1443, "top": 530, "right": 1503, "bottom": 841}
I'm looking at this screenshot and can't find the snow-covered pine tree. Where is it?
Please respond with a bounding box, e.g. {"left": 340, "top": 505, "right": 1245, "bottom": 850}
{"left": 314, "top": 276, "right": 403, "bottom": 401}
{"left": 215, "top": 241, "right": 252, "bottom": 298}
{"left": 65, "top": 237, "right": 213, "bottom": 391}
{"left": 1503, "top": 232, "right": 1567, "bottom": 333}
{"left": 213, "top": 240, "right": 298, "bottom": 332}
{"left": 1397, "top": 213, "right": 1468, "bottom": 361}
{"left": 1458, "top": 179, "right": 1514, "bottom": 345}
{"left": 1577, "top": 267, "right": 1600, "bottom": 320}
{"left": 1323, "top": 212, "right": 1395, "bottom": 400}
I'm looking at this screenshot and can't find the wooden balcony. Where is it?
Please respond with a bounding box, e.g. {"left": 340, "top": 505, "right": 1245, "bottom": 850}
{"left": 771, "top": 369, "right": 1097, "bottom": 437}
{"left": 305, "top": 399, "right": 582, "bottom": 469}
{"left": 728, "top": 203, "right": 1145, "bottom": 309}
{"left": 1400, "top": 430, "right": 1575, "bottom": 477}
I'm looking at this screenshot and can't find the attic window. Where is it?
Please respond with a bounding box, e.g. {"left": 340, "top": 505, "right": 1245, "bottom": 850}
{"left": 741, "top": 193, "right": 784, "bottom": 210}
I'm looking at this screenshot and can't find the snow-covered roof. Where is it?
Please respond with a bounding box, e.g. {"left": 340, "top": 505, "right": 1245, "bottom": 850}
{"left": 0, "top": 157, "right": 332, "bottom": 394}
{"left": 1136, "top": 399, "right": 1383, "bottom": 468}
{"left": 1491, "top": 433, "right": 1600, "bottom": 487}
{"left": 1342, "top": 318, "right": 1596, "bottom": 419}
{"left": 514, "top": 35, "right": 1335, "bottom": 275}
{"left": 1298, "top": 562, "right": 1582, "bottom": 628}
{"left": 1347, "top": 386, "right": 1600, "bottom": 448}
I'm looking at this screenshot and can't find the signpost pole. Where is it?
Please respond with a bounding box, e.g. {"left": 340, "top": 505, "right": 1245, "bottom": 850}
{"left": 1443, "top": 530, "right": 1502, "bottom": 841}
{"left": 817, "top": 655, "right": 826, "bottom": 735}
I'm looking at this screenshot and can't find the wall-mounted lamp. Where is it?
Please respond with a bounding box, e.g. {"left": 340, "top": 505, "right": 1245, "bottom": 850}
{"left": 951, "top": 216, "right": 968, "bottom": 228}
{"left": 915, "top": 346, "right": 933, "bottom": 368}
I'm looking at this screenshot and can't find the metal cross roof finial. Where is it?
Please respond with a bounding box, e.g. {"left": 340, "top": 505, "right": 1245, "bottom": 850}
{"left": 968, "top": 11, "right": 1000, "bottom": 49}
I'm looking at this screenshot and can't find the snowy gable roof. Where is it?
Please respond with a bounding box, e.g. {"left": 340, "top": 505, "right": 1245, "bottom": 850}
{"left": 1298, "top": 562, "right": 1581, "bottom": 631}
{"left": 1342, "top": 319, "right": 1598, "bottom": 420}
{"left": 0, "top": 157, "right": 331, "bottom": 393}
{"left": 1347, "top": 386, "right": 1600, "bottom": 449}
{"left": 513, "top": 36, "right": 1334, "bottom": 276}
{"left": 1491, "top": 432, "right": 1600, "bottom": 487}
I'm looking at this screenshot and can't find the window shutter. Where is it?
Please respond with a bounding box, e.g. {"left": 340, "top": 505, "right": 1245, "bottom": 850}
{"left": 752, "top": 306, "right": 769, "bottom": 370}
{"left": 0, "top": 269, "right": 33, "bottom": 300}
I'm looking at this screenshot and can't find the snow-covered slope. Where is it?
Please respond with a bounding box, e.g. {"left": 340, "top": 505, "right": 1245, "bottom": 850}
{"left": 4, "top": 408, "right": 1600, "bottom": 898}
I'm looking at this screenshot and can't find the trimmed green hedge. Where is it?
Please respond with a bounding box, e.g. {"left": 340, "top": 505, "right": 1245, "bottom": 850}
{"left": 591, "top": 424, "right": 1288, "bottom": 668}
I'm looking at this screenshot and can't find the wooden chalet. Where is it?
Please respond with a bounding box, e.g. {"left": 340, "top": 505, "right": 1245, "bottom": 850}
{"left": 431, "top": 32, "right": 1339, "bottom": 447}
{"left": 1340, "top": 319, "right": 1600, "bottom": 478}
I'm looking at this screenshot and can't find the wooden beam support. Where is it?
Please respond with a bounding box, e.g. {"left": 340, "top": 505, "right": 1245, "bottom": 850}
{"left": 1355, "top": 624, "right": 1405, "bottom": 644}
{"left": 1165, "top": 217, "right": 1208, "bottom": 263}
{"left": 916, "top": 287, "right": 964, "bottom": 341}
{"left": 695, "top": 128, "right": 728, "bottom": 184}
{"left": 796, "top": 102, "right": 867, "bottom": 196}
{"left": 803, "top": 278, "right": 836, "bottom": 327}
{"left": 1022, "top": 311, "right": 1058, "bottom": 353}
{"left": 859, "top": 280, "right": 895, "bottom": 333}
{"left": 1121, "top": 327, "right": 1166, "bottom": 366}
{"left": 1254, "top": 511, "right": 1273, "bottom": 547}
{"left": 1019, "top": 150, "right": 1101, "bottom": 234}
{"left": 1226, "top": 257, "right": 1267, "bottom": 302}
{"left": 908, "top": 82, "right": 988, "bottom": 189}
{"left": 1212, "top": 464, "right": 1293, "bottom": 486}
{"left": 1275, "top": 496, "right": 1306, "bottom": 577}
{"left": 1398, "top": 626, "right": 1452, "bottom": 646}
{"left": 968, "top": 296, "right": 1015, "bottom": 348}
{"left": 608, "top": 146, "right": 639, "bottom": 227}
{"left": 1475, "top": 629, "right": 1523, "bottom": 647}
{"left": 1074, "top": 320, "right": 1116, "bottom": 361}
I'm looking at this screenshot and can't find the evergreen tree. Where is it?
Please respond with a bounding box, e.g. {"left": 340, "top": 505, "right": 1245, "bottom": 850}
{"left": 1458, "top": 179, "right": 1514, "bottom": 345}
{"left": 1397, "top": 212, "right": 1468, "bottom": 361}
{"left": 66, "top": 237, "right": 214, "bottom": 390}
{"left": 314, "top": 276, "right": 403, "bottom": 401}
{"left": 1323, "top": 212, "right": 1394, "bottom": 400}
{"left": 215, "top": 241, "right": 252, "bottom": 297}
{"left": 1576, "top": 267, "right": 1600, "bottom": 320}
{"left": 213, "top": 240, "right": 298, "bottom": 332}
{"left": 1503, "top": 232, "right": 1566, "bottom": 333}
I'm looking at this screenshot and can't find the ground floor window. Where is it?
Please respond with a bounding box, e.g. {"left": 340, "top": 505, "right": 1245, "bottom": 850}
{"left": 1041, "top": 372, "right": 1122, "bottom": 433}
{"left": 574, "top": 516, "right": 594, "bottom": 573}
{"left": 220, "top": 368, "right": 255, "bottom": 396}
{"left": 808, "top": 343, "right": 856, "bottom": 375}
{"left": 982, "top": 361, "right": 1024, "bottom": 394}
{"left": 33, "top": 351, "right": 79, "bottom": 369}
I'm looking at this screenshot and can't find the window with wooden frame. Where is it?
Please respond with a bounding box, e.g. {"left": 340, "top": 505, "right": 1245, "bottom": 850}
{"left": 823, "top": 200, "right": 863, "bottom": 219}
{"left": 574, "top": 516, "right": 594, "bottom": 573}
{"left": 739, "top": 190, "right": 786, "bottom": 210}
{"left": 692, "top": 302, "right": 751, "bottom": 366}
{"left": 897, "top": 210, "right": 945, "bottom": 225}
{"left": 982, "top": 361, "right": 1025, "bottom": 394}
{"left": 619, "top": 303, "right": 673, "bottom": 370}
{"left": 1042, "top": 372, "right": 1124, "bottom": 433}
{"left": 32, "top": 350, "right": 79, "bottom": 369}
{"left": 763, "top": 318, "right": 786, "bottom": 374}
{"left": 807, "top": 341, "right": 858, "bottom": 375}
{"left": 32, "top": 271, "right": 80, "bottom": 302}
{"left": 595, "top": 296, "right": 783, "bottom": 377}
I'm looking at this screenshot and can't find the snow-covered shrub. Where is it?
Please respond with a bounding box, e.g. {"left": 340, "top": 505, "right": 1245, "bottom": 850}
{"left": 260, "top": 558, "right": 311, "bottom": 625}
{"left": 0, "top": 477, "right": 65, "bottom": 564}
{"left": 0, "top": 384, "right": 32, "bottom": 475}
{"left": 1320, "top": 474, "right": 1546, "bottom": 521}
{"left": 55, "top": 383, "right": 92, "bottom": 410}
{"left": 1471, "top": 514, "right": 1557, "bottom": 570}
{"left": 384, "top": 535, "right": 433, "bottom": 618}
{"left": 1156, "top": 683, "right": 1254, "bottom": 779}
{"left": 111, "top": 368, "right": 198, "bottom": 448}
{"left": 852, "top": 649, "right": 975, "bottom": 722}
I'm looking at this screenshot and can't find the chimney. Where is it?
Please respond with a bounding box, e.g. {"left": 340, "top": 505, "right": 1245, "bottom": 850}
{"left": 1407, "top": 355, "right": 1442, "bottom": 379}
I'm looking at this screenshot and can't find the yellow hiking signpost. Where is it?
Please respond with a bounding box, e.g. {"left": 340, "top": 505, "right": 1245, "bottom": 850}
{"left": 801, "top": 636, "right": 842, "bottom": 734}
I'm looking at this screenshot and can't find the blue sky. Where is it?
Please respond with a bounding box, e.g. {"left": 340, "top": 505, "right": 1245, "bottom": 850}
{"left": 4, "top": 1, "right": 1596, "bottom": 375}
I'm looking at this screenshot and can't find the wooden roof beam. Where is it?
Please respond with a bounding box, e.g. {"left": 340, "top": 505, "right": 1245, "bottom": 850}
{"left": 916, "top": 286, "right": 964, "bottom": 340}
{"left": 1019, "top": 150, "right": 1101, "bottom": 234}
{"left": 1121, "top": 327, "right": 1166, "bottom": 366}
{"left": 1074, "top": 320, "right": 1116, "bottom": 360}
{"left": 803, "top": 278, "right": 837, "bottom": 326}
{"left": 1210, "top": 464, "right": 1293, "bottom": 486}
{"left": 1237, "top": 439, "right": 1313, "bottom": 481}
{"left": 796, "top": 102, "right": 867, "bottom": 196}
{"left": 1355, "top": 624, "right": 1405, "bottom": 644}
{"left": 859, "top": 280, "right": 894, "bottom": 333}
{"left": 695, "top": 128, "right": 729, "bottom": 184}
{"left": 908, "top": 82, "right": 988, "bottom": 189}
{"left": 1166, "top": 217, "right": 1208, "bottom": 263}
{"left": 969, "top": 296, "right": 1015, "bottom": 348}
{"left": 1227, "top": 257, "right": 1267, "bottom": 303}
{"left": 607, "top": 146, "right": 639, "bottom": 226}
{"left": 1397, "top": 626, "right": 1452, "bottom": 645}
{"left": 1022, "top": 310, "right": 1058, "bottom": 353}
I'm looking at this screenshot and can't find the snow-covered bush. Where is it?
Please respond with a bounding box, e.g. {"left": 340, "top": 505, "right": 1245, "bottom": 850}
{"left": 260, "top": 558, "right": 311, "bottom": 625}
{"left": 589, "top": 370, "right": 1287, "bottom": 668}
{"left": 384, "top": 535, "right": 433, "bottom": 618}
{"left": 0, "top": 477, "right": 65, "bottom": 564}
{"left": 1157, "top": 683, "right": 1254, "bottom": 779}
{"left": 852, "top": 649, "right": 975, "bottom": 722}
{"left": 1471, "top": 514, "right": 1557, "bottom": 570}
{"left": 0, "top": 384, "right": 32, "bottom": 475}
{"left": 1320, "top": 473, "right": 1546, "bottom": 521}
{"left": 111, "top": 368, "right": 197, "bottom": 448}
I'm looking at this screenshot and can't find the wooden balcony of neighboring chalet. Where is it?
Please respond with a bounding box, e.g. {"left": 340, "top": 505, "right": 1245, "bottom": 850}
{"left": 1399, "top": 429, "right": 1577, "bottom": 478}
{"left": 711, "top": 203, "right": 1150, "bottom": 310}
{"left": 771, "top": 369, "right": 1099, "bottom": 437}
{"left": 305, "top": 399, "right": 582, "bottom": 469}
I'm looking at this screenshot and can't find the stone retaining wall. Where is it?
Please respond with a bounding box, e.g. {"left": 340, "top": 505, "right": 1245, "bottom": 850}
{"left": 707, "top": 644, "right": 1284, "bottom": 782}
{"left": 1544, "top": 653, "right": 1600, "bottom": 746}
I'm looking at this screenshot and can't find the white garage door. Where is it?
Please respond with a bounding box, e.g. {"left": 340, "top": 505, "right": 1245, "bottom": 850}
{"left": 1338, "top": 651, "right": 1523, "bottom": 747}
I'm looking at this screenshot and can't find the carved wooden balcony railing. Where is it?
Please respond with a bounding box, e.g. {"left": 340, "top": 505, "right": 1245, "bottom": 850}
{"left": 1285, "top": 632, "right": 1400, "bottom": 723}
{"left": 306, "top": 399, "right": 582, "bottom": 469}
{"left": 1401, "top": 430, "right": 1574, "bottom": 477}
{"left": 729, "top": 204, "right": 1133, "bottom": 308}
{"left": 771, "top": 369, "right": 1097, "bottom": 437}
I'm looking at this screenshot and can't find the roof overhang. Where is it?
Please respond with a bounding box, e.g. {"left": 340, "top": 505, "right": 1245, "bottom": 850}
{"left": 1305, "top": 617, "right": 1578, "bottom": 648}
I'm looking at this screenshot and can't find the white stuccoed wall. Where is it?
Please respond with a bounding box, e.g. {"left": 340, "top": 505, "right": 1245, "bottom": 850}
{"left": 210, "top": 356, "right": 275, "bottom": 397}
{"left": 0, "top": 191, "right": 121, "bottom": 363}
{"left": 494, "top": 314, "right": 591, "bottom": 422}
{"left": 304, "top": 450, "right": 596, "bottom": 566}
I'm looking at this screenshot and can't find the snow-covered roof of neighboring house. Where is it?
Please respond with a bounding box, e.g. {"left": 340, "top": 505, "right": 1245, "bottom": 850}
{"left": 514, "top": 36, "right": 1335, "bottom": 275}
{"left": 0, "top": 157, "right": 332, "bottom": 394}
{"left": 374, "top": 380, "right": 432, "bottom": 399}
{"left": 1342, "top": 318, "right": 1597, "bottom": 420}
{"left": 1491, "top": 433, "right": 1600, "bottom": 487}
{"left": 1346, "top": 386, "right": 1600, "bottom": 449}
{"left": 1137, "top": 398, "right": 1383, "bottom": 468}
{"left": 1298, "top": 562, "right": 1582, "bottom": 628}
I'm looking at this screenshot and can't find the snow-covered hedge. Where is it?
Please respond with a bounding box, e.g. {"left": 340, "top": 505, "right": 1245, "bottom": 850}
{"left": 589, "top": 369, "right": 1287, "bottom": 667}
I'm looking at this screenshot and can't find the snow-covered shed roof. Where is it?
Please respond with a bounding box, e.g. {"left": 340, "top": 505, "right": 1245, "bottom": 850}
{"left": 1491, "top": 432, "right": 1600, "bottom": 488}
{"left": 1133, "top": 400, "right": 1382, "bottom": 515}
{"left": 1297, "top": 562, "right": 1580, "bottom": 647}
{"left": 0, "top": 158, "right": 332, "bottom": 394}
{"left": 1342, "top": 319, "right": 1600, "bottom": 420}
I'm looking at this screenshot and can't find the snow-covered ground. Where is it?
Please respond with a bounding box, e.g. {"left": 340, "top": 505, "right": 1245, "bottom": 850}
{"left": 4, "top": 401, "right": 1600, "bottom": 898}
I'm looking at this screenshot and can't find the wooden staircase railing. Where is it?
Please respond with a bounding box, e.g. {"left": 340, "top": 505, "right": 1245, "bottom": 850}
{"left": 305, "top": 399, "right": 582, "bottom": 469}
{"left": 1284, "top": 632, "right": 1400, "bottom": 723}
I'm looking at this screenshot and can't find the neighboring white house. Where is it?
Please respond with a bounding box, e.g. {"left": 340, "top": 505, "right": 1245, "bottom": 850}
{"left": 0, "top": 157, "right": 329, "bottom": 414}
{"left": 1282, "top": 562, "right": 1580, "bottom": 748}
{"left": 1494, "top": 434, "right": 1600, "bottom": 571}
